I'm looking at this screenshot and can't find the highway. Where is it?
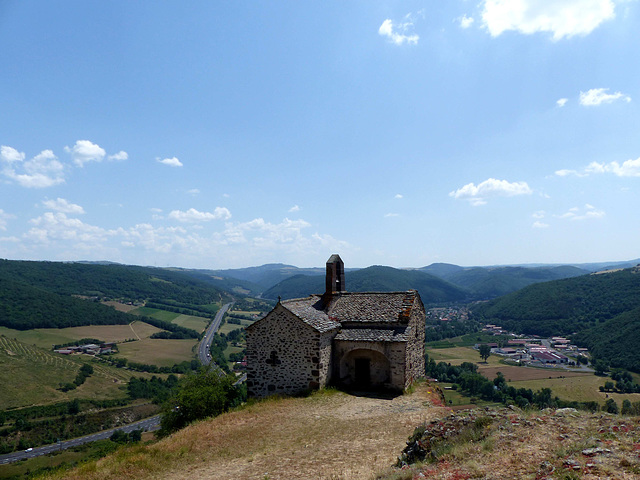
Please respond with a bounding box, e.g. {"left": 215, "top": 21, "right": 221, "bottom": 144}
{"left": 0, "top": 415, "right": 160, "bottom": 465}
{"left": 198, "top": 302, "right": 233, "bottom": 366}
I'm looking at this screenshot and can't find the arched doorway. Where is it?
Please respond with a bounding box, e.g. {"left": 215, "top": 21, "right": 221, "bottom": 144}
{"left": 339, "top": 348, "right": 391, "bottom": 389}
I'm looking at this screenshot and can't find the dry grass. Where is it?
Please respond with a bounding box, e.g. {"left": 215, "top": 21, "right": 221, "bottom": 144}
{"left": 39, "top": 384, "right": 448, "bottom": 480}
{"left": 115, "top": 338, "right": 197, "bottom": 367}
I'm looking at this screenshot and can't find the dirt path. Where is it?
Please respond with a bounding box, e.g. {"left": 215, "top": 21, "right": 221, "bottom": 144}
{"left": 157, "top": 384, "right": 447, "bottom": 480}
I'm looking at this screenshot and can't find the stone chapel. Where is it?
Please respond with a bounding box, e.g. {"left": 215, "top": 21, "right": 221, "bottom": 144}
{"left": 245, "top": 254, "right": 426, "bottom": 397}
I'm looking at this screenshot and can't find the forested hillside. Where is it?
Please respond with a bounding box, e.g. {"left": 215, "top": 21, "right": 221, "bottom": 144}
{"left": 0, "top": 260, "right": 232, "bottom": 330}
{"left": 263, "top": 265, "right": 468, "bottom": 304}
{"left": 0, "top": 260, "right": 230, "bottom": 304}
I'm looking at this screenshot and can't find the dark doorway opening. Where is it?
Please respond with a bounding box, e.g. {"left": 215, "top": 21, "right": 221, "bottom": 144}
{"left": 354, "top": 357, "right": 370, "bottom": 387}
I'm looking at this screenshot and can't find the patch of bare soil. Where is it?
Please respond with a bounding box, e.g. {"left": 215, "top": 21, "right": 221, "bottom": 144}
{"left": 156, "top": 385, "right": 448, "bottom": 480}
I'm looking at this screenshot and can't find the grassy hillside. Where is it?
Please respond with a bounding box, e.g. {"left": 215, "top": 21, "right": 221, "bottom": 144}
{"left": 0, "top": 336, "right": 136, "bottom": 409}
{"left": 262, "top": 265, "right": 468, "bottom": 303}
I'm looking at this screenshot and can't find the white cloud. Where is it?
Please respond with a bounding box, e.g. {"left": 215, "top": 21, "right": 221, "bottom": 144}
{"left": 384, "top": 213, "right": 399, "bottom": 218}
{"left": 557, "top": 157, "right": 640, "bottom": 177}
{"left": 65, "top": 140, "right": 106, "bottom": 167}
{"left": 459, "top": 15, "right": 475, "bottom": 28}
{"left": 27, "top": 212, "right": 114, "bottom": 245}
{"left": 0, "top": 209, "right": 15, "bottom": 230}
{"left": 168, "top": 207, "right": 232, "bottom": 222}
{"left": 107, "top": 151, "right": 128, "bottom": 162}
{"left": 449, "top": 178, "right": 533, "bottom": 205}
{"left": 532, "top": 210, "right": 546, "bottom": 219}
{"left": 556, "top": 98, "right": 568, "bottom": 107}
{"left": 481, "top": 0, "right": 616, "bottom": 40}
{"left": 1, "top": 145, "right": 25, "bottom": 163}
{"left": 289, "top": 205, "right": 301, "bottom": 213}
{"left": 580, "top": 87, "right": 631, "bottom": 106}
{"left": 532, "top": 221, "right": 550, "bottom": 229}
{"left": 41, "top": 198, "right": 85, "bottom": 215}
{"left": 378, "top": 18, "right": 419, "bottom": 45}
{"left": 394, "top": 194, "right": 403, "bottom": 199}
{"left": 555, "top": 204, "right": 605, "bottom": 221}
{"left": 158, "top": 157, "right": 183, "bottom": 167}
{"left": 187, "top": 189, "right": 200, "bottom": 196}
{"left": 2, "top": 149, "right": 65, "bottom": 188}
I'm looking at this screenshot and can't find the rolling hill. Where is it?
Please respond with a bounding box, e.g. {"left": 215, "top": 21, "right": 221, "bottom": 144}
{"left": 419, "top": 264, "right": 589, "bottom": 299}
{"left": 262, "top": 265, "right": 468, "bottom": 304}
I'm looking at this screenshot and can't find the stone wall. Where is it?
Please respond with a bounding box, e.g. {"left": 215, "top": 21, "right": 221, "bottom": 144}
{"left": 246, "top": 304, "right": 333, "bottom": 398}
{"left": 404, "top": 299, "right": 426, "bottom": 388}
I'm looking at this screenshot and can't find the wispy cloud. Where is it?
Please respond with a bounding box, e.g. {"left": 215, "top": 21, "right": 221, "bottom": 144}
{"left": 158, "top": 157, "right": 183, "bottom": 167}
{"left": 0, "top": 209, "right": 15, "bottom": 231}
{"left": 579, "top": 88, "right": 631, "bottom": 106}
{"left": 555, "top": 204, "right": 605, "bottom": 221}
{"left": 289, "top": 205, "right": 301, "bottom": 213}
{"left": 449, "top": 178, "right": 533, "bottom": 206}
{"left": 42, "top": 198, "right": 85, "bottom": 215}
{"left": 384, "top": 213, "right": 399, "bottom": 218}
{"left": 532, "top": 220, "right": 550, "bottom": 229}
{"left": 481, "top": 0, "right": 616, "bottom": 40}
{"left": 394, "top": 194, "right": 403, "bottom": 199}
{"left": 378, "top": 14, "right": 419, "bottom": 45}
{"left": 556, "top": 98, "right": 568, "bottom": 107}
{"left": 168, "top": 207, "right": 231, "bottom": 222}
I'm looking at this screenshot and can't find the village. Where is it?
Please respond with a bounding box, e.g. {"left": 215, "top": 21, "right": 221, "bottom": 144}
{"left": 476, "top": 323, "right": 591, "bottom": 369}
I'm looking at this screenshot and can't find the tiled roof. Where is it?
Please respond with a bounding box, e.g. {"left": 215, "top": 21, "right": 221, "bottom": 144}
{"left": 282, "top": 297, "right": 341, "bottom": 333}
{"left": 278, "top": 290, "right": 419, "bottom": 333}
{"left": 325, "top": 291, "right": 417, "bottom": 324}
{"left": 334, "top": 326, "right": 411, "bottom": 342}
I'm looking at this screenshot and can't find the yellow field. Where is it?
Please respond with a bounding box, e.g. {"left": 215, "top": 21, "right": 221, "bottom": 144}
{"left": 427, "top": 346, "right": 504, "bottom": 368}
{"left": 0, "top": 321, "right": 162, "bottom": 349}
{"left": 115, "top": 338, "right": 197, "bottom": 366}
{"left": 171, "top": 314, "right": 210, "bottom": 333}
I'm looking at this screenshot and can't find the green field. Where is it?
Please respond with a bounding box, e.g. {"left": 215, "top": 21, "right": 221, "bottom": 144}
{"left": 115, "top": 338, "right": 197, "bottom": 367}
{"left": 130, "top": 306, "right": 180, "bottom": 322}
{"left": 0, "top": 336, "right": 147, "bottom": 409}
{"left": 218, "top": 322, "right": 246, "bottom": 336}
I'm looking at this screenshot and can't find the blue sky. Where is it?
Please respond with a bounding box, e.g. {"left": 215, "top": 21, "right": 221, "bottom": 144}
{"left": 1, "top": 0, "right": 639, "bottom": 269}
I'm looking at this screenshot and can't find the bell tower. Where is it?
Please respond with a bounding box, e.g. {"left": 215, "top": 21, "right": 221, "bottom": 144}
{"left": 325, "top": 254, "right": 345, "bottom": 295}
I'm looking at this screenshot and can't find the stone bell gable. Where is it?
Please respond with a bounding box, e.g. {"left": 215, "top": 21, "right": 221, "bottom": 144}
{"left": 245, "top": 255, "right": 426, "bottom": 398}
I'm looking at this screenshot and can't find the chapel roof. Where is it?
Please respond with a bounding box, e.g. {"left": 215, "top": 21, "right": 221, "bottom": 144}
{"left": 334, "top": 326, "right": 411, "bottom": 342}
{"left": 279, "top": 290, "right": 419, "bottom": 333}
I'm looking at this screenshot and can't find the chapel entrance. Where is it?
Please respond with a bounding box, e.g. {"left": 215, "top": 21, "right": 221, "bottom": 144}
{"left": 354, "top": 357, "right": 371, "bottom": 387}
{"left": 338, "top": 348, "right": 390, "bottom": 390}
